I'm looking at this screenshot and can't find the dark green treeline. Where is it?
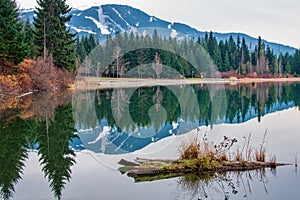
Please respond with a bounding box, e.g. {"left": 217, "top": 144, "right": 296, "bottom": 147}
{"left": 77, "top": 31, "right": 300, "bottom": 77}
{"left": 91, "top": 83, "right": 300, "bottom": 132}
{"left": 0, "top": 0, "right": 76, "bottom": 72}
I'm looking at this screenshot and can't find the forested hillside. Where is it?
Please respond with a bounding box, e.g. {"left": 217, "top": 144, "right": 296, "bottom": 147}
{"left": 1, "top": 0, "right": 300, "bottom": 96}
{"left": 76, "top": 30, "right": 300, "bottom": 78}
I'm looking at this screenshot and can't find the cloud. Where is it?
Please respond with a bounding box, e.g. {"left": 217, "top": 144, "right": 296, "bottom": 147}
{"left": 16, "top": 0, "right": 300, "bottom": 48}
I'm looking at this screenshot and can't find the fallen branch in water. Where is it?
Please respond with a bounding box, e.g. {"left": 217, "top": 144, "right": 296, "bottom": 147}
{"left": 119, "top": 131, "right": 290, "bottom": 182}
{"left": 119, "top": 157, "right": 289, "bottom": 182}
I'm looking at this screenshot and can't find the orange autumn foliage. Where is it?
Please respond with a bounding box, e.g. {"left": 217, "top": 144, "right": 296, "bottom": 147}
{"left": 1, "top": 57, "right": 74, "bottom": 123}
{"left": 0, "top": 74, "right": 20, "bottom": 94}
{"left": 0, "top": 57, "right": 74, "bottom": 95}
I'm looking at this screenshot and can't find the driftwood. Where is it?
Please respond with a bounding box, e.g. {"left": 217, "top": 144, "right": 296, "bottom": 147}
{"left": 119, "top": 157, "right": 289, "bottom": 182}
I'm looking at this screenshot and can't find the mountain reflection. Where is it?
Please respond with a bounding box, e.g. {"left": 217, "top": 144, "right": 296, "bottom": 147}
{"left": 93, "top": 82, "right": 300, "bottom": 129}
{"left": 73, "top": 82, "right": 300, "bottom": 154}
{"left": 1, "top": 82, "right": 300, "bottom": 199}
{"left": 0, "top": 92, "right": 76, "bottom": 200}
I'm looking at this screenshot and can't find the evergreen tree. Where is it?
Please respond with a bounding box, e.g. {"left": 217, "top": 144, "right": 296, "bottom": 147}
{"left": 87, "top": 34, "right": 97, "bottom": 52}
{"left": 0, "top": 0, "right": 26, "bottom": 66}
{"left": 207, "top": 31, "right": 215, "bottom": 57}
{"left": 258, "top": 36, "right": 263, "bottom": 58}
{"left": 266, "top": 46, "right": 277, "bottom": 74}
{"left": 213, "top": 44, "right": 222, "bottom": 70}
{"left": 251, "top": 49, "right": 257, "bottom": 66}
{"left": 285, "top": 60, "right": 292, "bottom": 75}
{"left": 223, "top": 51, "right": 230, "bottom": 72}
{"left": 76, "top": 38, "right": 87, "bottom": 63}
{"left": 152, "top": 29, "right": 160, "bottom": 46}
{"left": 22, "top": 20, "right": 36, "bottom": 57}
{"left": 282, "top": 53, "right": 292, "bottom": 74}
{"left": 241, "top": 37, "right": 250, "bottom": 64}
{"left": 219, "top": 40, "right": 226, "bottom": 60}
{"left": 228, "top": 36, "right": 237, "bottom": 69}
{"left": 34, "top": 0, "right": 76, "bottom": 71}
{"left": 235, "top": 36, "right": 242, "bottom": 72}
{"left": 83, "top": 30, "right": 298, "bottom": 77}
{"left": 293, "top": 49, "right": 300, "bottom": 75}
{"left": 256, "top": 36, "right": 266, "bottom": 75}
{"left": 75, "top": 34, "right": 98, "bottom": 63}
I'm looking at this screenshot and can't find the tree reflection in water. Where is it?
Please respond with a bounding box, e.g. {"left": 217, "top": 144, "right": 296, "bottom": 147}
{"left": 0, "top": 118, "right": 32, "bottom": 200}
{"left": 94, "top": 82, "right": 300, "bottom": 132}
{"left": 1, "top": 82, "right": 300, "bottom": 199}
{"left": 0, "top": 92, "right": 76, "bottom": 200}
{"left": 176, "top": 169, "right": 275, "bottom": 200}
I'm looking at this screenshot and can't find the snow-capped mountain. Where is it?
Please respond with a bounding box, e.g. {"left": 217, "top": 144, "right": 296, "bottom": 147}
{"left": 19, "top": 4, "right": 296, "bottom": 55}
{"left": 69, "top": 100, "right": 295, "bottom": 154}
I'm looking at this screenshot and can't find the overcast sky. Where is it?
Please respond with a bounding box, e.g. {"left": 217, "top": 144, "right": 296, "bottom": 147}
{"left": 16, "top": 0, "right": 300, "bottom": 48}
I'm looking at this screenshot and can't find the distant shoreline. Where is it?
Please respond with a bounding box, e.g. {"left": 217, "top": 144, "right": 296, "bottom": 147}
{"left": 73, "top": 77, "right": 300, "bottom": 89}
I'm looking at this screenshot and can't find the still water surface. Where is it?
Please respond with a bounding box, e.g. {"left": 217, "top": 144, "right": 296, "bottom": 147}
{"left": 1, "top": 82, "right": 300, "bottom": 200}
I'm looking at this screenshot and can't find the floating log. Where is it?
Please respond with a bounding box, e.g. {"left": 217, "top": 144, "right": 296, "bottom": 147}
{"left": 119, "top": 158, "right": 290, "bottom": 182}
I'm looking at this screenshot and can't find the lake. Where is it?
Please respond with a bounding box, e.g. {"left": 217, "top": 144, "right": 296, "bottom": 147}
{"left": 1, "top": 82, "right": 300, "bottom": 200}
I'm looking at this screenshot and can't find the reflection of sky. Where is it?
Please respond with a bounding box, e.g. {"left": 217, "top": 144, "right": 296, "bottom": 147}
{"left": 215, "top": 107, "right": 300, "bottom": 164}
{"left": 14, "top": 108, "right": 300, "bottom": 199}
{"left": 16, "top": 156, "right": 300, "bottom": 199}
{"left": 73, "top": 101, "right": 297, "bottom": 155}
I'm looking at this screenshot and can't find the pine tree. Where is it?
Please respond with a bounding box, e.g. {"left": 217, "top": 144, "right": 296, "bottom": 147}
{"left": 0, "top": 0, "right": 26, "bottom": 67}
{"left": 241, "top": 37, "right": 250, "bottom": 64}
{"left": 293, "top": 49, "right": 300, "bottom": 75}
{"left": 152, "top": 29, "right": 160, "bottom": 46}
{"left": 213, "top": 43, "right": 222, "bottom": 70}
{"left": 251, "top": 48, "right": 257, "bottom": 66}
{"left": 235, "top": 36, "right": 242, "bottom": 72}
{"left": 256, "top": 36, "right": 266, "bottom": 75}
{"left": 223, "top": 51, "right": 230, "bottom": 72}
{"left": 23, "top": 20, "right": 36, "bottom": 57}
{"left": 266, "top": 46, "right": 275, "bottom": 74}
{"left": 33, "top": 0, "right": 76, "bottom": 71}
{"left": 228, "top": 36, "right": 237, "bottom": 69}
{"left": 76, "top": 37, "right": 87, "bottom": 63}
{"left": 87, "top": 34, "right": 97, "bottom": 53}
{"left": 207, "top": 31, "right": 215, "bottom": 57}
{"left": 258, "top": 36, "right": 263, "bottom": 58}
{"left": 282, "top": 53, "right": 292, "bottom": 75}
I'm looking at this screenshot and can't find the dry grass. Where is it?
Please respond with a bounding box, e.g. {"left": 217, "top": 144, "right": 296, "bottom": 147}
{"left": 179, "top": 129, "right": 236, "bottom": 162}
{"left": 244, "top": 134, "right": 253, "bottom": 161}
{"left": 179, "top": 135, "right": 201, "bottom": 160}
{"left": 254, "top": 130, "right": 267, "bottom": 162}
{"left": 234, "top": 147, "right": 243, "bottom": 161}
{"left": 216, "top": 153, "right": 228, "bottom": 162}
{"left": 255, "top": 148, "right": 266, "bottom": 162}
{"left": 179, "top": 128, "right": 274, "bottom": 165}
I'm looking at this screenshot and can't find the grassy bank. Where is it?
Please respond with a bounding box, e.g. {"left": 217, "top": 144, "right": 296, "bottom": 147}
{"left": 75, "top": 76, "right": 300, "bottom": 90}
